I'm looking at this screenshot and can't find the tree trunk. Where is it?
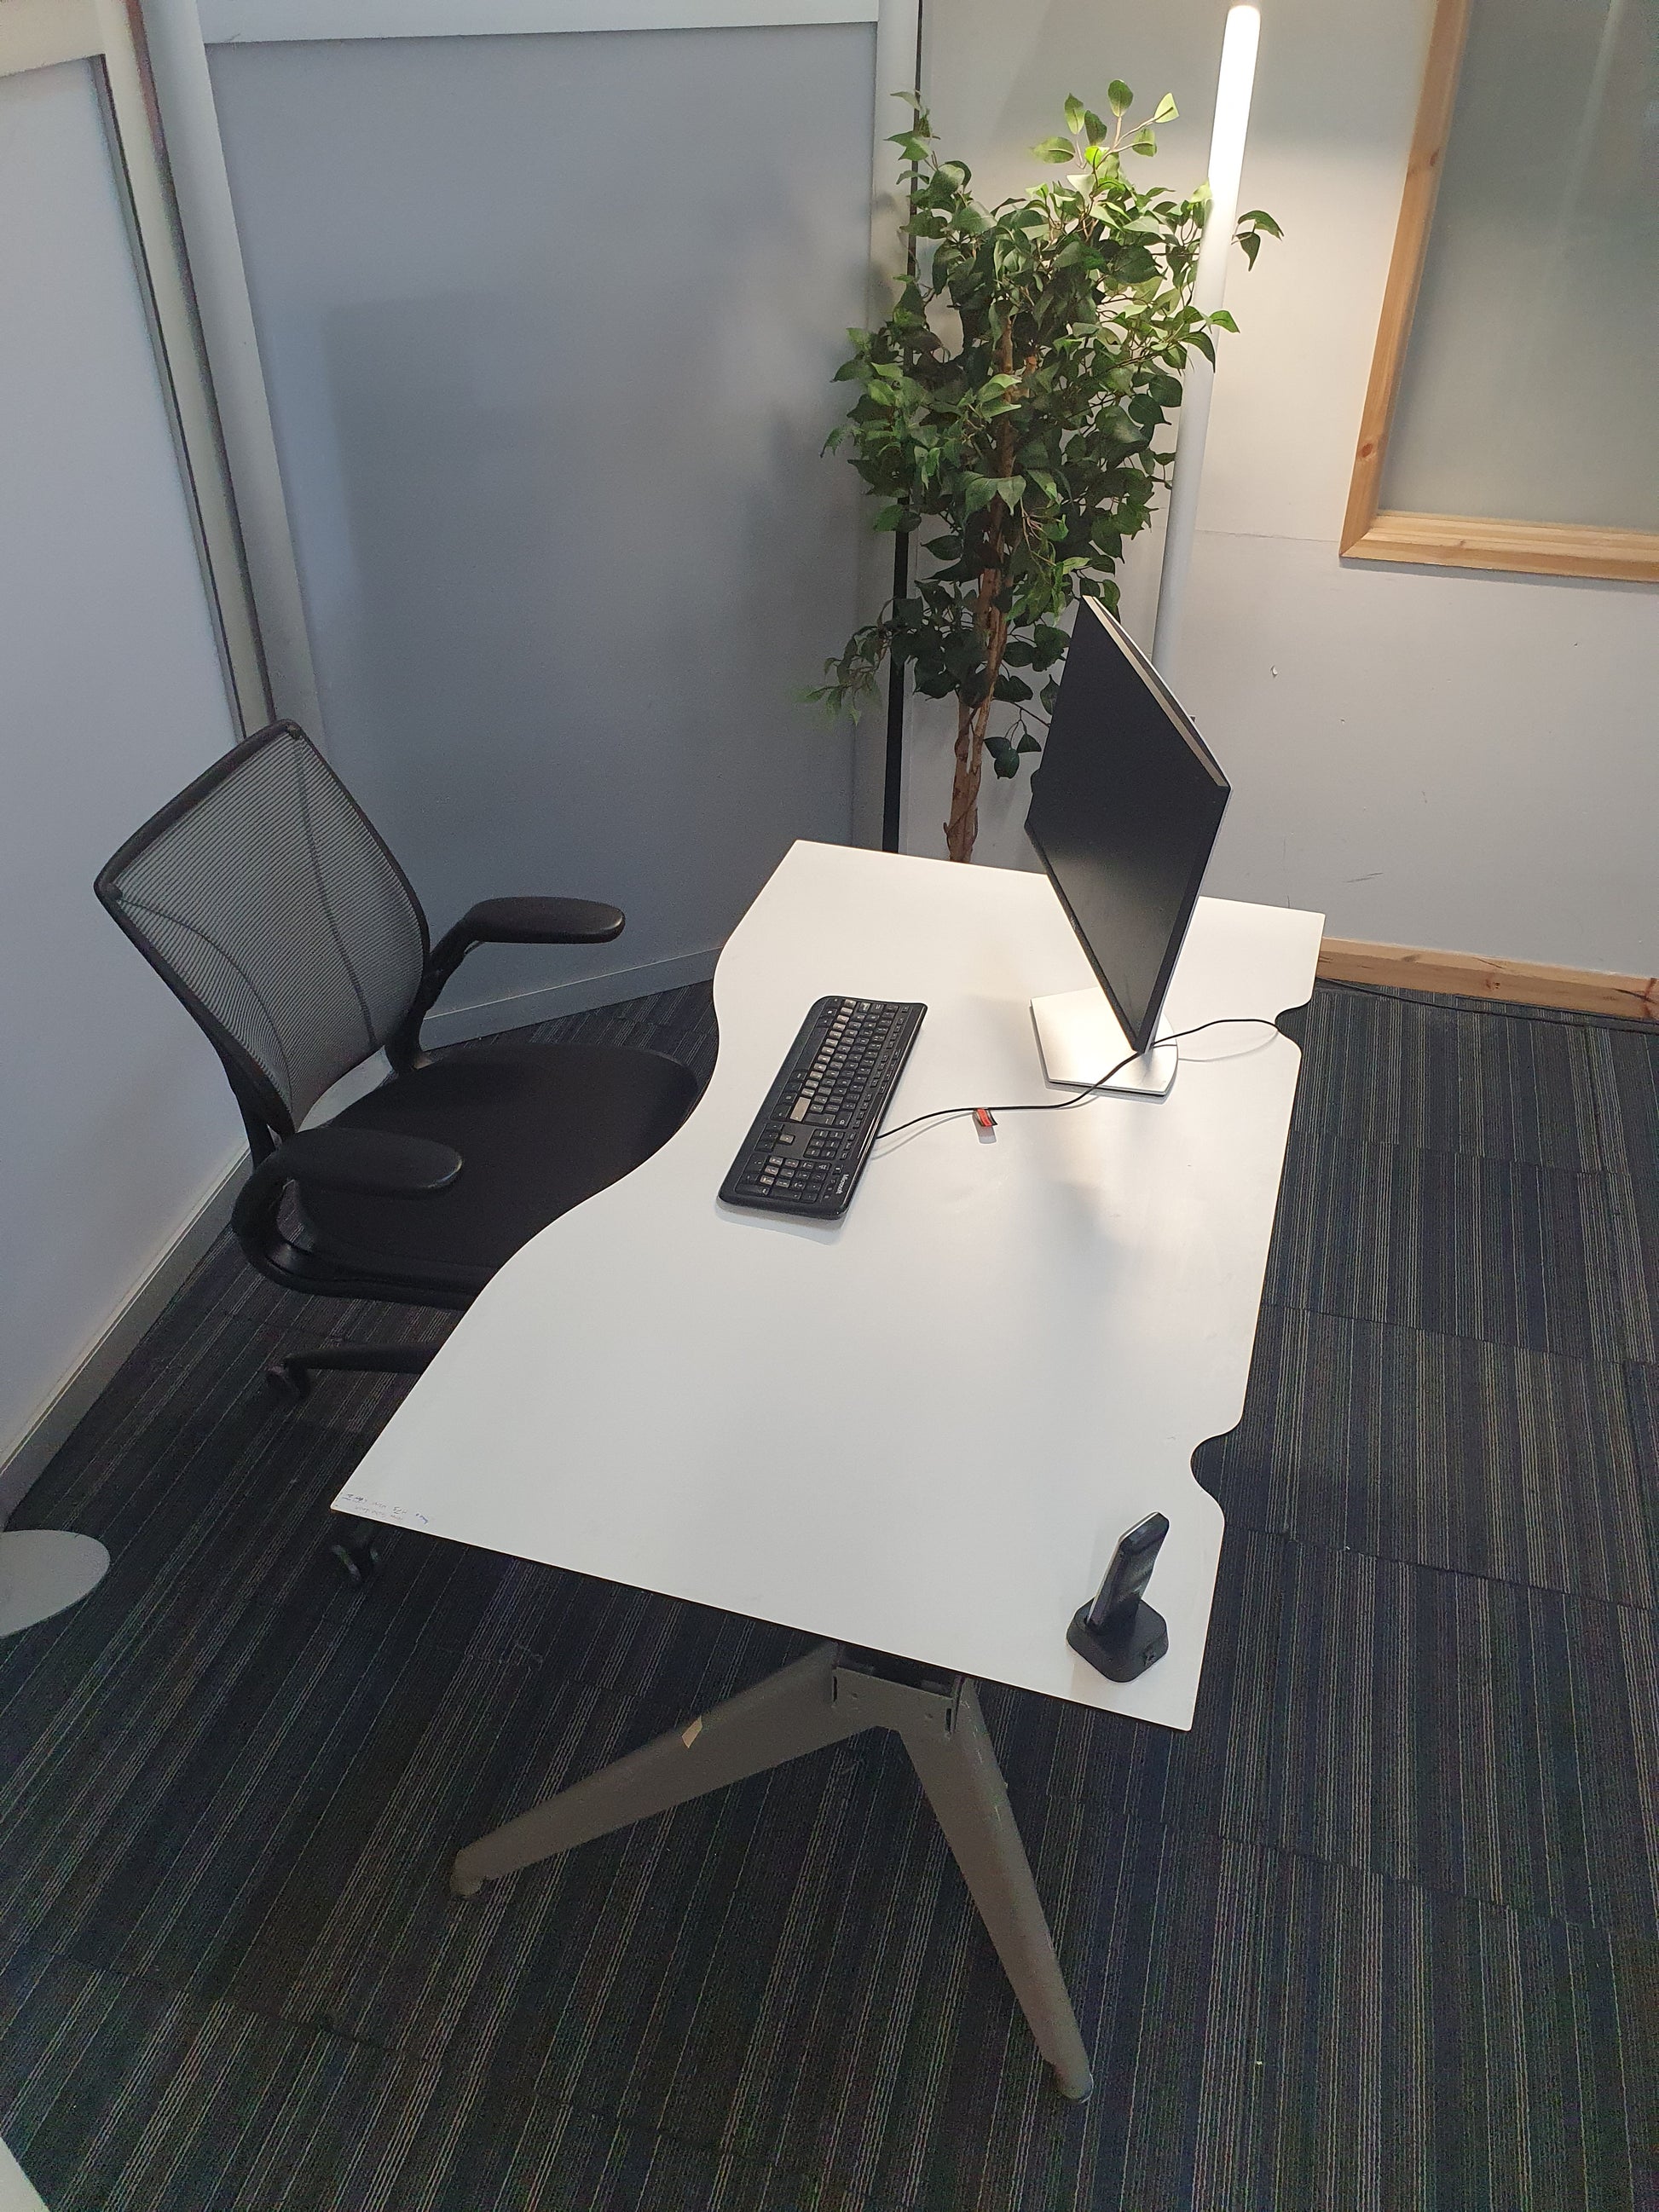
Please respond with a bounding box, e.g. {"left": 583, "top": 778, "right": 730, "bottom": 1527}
{"left": 943, "top": 598, "right": 1009, "bottom": 864}
{"left": 943, "top": 344, "right": 1016, "bottom": 865}
{"left": 945, "top": 693, "right": 982, "bottom": 863}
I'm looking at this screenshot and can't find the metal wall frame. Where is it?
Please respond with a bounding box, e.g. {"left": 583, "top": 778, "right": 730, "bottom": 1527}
{"left": 153, "top": 0, "right": 922, "bottom": 838}
{"left": 0, "top": 0, "right": 272, "bottom": 731}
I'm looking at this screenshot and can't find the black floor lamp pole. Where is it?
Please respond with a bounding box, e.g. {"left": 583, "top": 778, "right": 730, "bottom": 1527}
{"left": 881, "top": 530, "right": 909, "bottom": 852}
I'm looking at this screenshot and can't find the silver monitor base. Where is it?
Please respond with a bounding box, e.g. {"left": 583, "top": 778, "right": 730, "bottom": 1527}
{"left": 1030, "top": 987, "right": 1177, "bottom": 1097}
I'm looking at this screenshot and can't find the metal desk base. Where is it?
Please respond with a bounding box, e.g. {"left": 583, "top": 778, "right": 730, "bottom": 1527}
{"left": 450, "top": 1642, "right": 1095, "bottom": 2101}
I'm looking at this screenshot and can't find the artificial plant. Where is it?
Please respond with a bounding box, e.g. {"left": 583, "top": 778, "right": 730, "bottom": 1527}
{"left": 811, "top": 85, "right": 1279, "bottom": 862}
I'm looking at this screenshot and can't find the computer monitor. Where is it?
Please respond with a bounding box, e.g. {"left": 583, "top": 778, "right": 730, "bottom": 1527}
{"left": 1023, "top": 600, "right": 1229, "bottom": 1094}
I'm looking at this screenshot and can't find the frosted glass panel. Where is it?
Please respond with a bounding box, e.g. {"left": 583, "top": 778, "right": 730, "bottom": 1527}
{"left": 209, "top": 26, "right": 873, "bottom": 1003}
{"left": 1381, "top": 0, "right": 1659, "bottom": 528}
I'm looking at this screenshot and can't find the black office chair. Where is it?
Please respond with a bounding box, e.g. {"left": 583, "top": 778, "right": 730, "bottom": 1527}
{"left": 97, "top": 722, "right": 700, "bottom": 1517}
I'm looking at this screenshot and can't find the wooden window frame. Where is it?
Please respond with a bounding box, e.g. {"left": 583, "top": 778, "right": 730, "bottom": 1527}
{"left": 1341, "top": 0, "right": 1659, "bottom": 586}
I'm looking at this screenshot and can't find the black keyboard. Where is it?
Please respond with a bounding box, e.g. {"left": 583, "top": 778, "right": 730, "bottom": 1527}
{"left": 720, "top": 996, "right": 926, "bottom": 1221}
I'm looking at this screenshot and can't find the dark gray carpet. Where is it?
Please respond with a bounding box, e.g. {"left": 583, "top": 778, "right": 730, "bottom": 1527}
{"left": 1, "top": 979, "right": 1655, "bottom": 2211}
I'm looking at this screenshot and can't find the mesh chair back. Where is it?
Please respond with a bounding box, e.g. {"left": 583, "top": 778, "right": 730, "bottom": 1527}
{"left": 96, "top": 724, "right": 428, "bottom": 1135}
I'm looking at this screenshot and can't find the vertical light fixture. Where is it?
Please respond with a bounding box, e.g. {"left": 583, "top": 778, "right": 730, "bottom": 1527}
{"left": 1151, "top": 3, "right": 1262, "bottom": 675}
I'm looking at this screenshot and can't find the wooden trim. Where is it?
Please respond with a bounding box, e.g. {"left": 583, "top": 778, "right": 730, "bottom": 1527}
{"left": 1340, "top": 0, "right": 1659, "bottom": 588}
{"left": 1318, "top": 938, "right": 1659, "bottom": 1023}
{"left": 1341, "top": 512, "right": 1659, "bottom": 585}
{"left": 1340, "top": 0, "right": 1471, "bottom": 554}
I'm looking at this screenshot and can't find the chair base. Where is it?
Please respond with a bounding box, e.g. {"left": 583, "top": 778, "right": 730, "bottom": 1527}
{"left": 266, "top": 1344, "right": 436, "bottom": 1401}
{"left": 327, "top": 1518, "right": 382, "bottom": 1588}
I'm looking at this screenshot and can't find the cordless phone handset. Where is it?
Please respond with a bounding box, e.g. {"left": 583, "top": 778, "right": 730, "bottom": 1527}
{"left": 1067, "top": 1512, "right": 1171, "bottom": 1682}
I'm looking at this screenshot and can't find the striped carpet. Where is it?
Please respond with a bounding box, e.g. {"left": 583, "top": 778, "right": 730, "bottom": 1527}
{"left": 1, "top": 979, "right": 1655, "bottom": 2211}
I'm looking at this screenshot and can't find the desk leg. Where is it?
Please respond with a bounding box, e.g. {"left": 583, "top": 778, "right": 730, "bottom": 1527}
{"left": 891, "top": 1679, "right": 1095, "bottom": 2103}
{"left": 450, "top": 1645, "right": 1092, "bottom": 2100}
{"left": 450, "top": 1643, "right": 858, "bottom": 1890}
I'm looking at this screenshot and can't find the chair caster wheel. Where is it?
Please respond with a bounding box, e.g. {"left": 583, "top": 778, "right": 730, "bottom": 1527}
{"left": 329, "top": 1538, "right": 379, "bottom": 1587}
{"left": 266, "top": 1361, "right": 312, "bottom": 1402}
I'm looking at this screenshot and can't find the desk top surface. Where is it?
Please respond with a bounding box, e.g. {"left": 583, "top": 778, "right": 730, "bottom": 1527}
{"left": 338, "top": 843, "right": 1323, "bottom": 1729}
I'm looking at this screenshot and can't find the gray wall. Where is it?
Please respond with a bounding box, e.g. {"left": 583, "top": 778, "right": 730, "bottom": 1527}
{"left": 209, "top": 25, "right": 876, "bottom": 1030}
{"left": 911, "top": 0, "right": 1659, "bottom": 974}
{"left": 0, "top": 60, "right": 245, "bottom": 1493}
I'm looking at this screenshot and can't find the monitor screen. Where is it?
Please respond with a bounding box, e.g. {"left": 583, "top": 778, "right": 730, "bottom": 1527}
{"left": 1024, "top": 602, "right": 1230, "bottom": 1057}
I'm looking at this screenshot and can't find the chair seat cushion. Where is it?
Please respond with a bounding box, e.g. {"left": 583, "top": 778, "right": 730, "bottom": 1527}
{"left": 299, "top": 1042, "right": 699, "bottom": 1293}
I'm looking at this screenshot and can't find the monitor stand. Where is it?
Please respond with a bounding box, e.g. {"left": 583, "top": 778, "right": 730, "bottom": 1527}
{"left": 1030, "top": 987, "right": 1177, "bottom": 1098}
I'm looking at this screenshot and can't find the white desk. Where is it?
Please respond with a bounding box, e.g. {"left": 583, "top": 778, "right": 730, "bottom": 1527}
{"left": 338, "top": 841, "right": 1322, "bottom": 2097}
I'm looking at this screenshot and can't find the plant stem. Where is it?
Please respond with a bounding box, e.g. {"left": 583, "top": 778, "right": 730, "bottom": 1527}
{"left": 944, "top": 328, "right": 1017, "bottom": 863}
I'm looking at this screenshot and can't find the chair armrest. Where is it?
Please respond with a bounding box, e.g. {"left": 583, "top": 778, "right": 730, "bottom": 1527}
{"left": 232, "top": 1128, "right": 461, "bottom": 1240}
{"left": 390, "top": 896, "right": 627, "bottom": 1070}
{"left": 451, "top": 897, "right": 625, "bottom": 947}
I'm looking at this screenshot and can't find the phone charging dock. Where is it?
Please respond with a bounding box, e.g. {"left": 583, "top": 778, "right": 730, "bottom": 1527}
{"left": 1067, "top": 1598, "right": 1169, "bottom": 1683}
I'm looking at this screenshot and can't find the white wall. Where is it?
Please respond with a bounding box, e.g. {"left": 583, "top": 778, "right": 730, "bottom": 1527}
{"left": 0, "top": 61, "right": 246, "bottom": 1505}
{"left": 908, "top": 0, "right": 1659, "bottom": 973}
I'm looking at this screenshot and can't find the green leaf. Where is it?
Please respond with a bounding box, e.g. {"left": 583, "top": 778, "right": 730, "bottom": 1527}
{"left": 1130, "top": 127, "right": 1158, "bottom": 158}
{"left": 1107, "top": 79, "right": 1134, "bottom": 116}
{"left": 810, "top": 89, "right": 1216, "bottom": 794}
{"left": 992, "top": 751, "right": 1020, "bottom": 779}
{"left": 1238, "top": 233, "right": 1261, "bottom": 269}
{"left": 1016, "top": 733, "right": 1043, "bottom": 754}
{"left": 1063, "top": 94, "right": 1086, "bottom": 134}
{"left": 1240, "top": 209, "right": 1283, "bottom": 237}
{"left": 1153, "top": 93, "right": 1178, "bottom": 123}
{"left": 1033, "top": 136, "right": 1076, "bottom": 165}
{"left": 964, "top": 473, "right": 1026, "bottom": 513}
{"left": 1209, "top": 308, "right": 1240, "bottom": 332}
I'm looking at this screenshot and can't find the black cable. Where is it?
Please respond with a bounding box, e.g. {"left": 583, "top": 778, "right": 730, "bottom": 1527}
{"left": 875, "top": 1015, "right": 1284, "bottom": 1144}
